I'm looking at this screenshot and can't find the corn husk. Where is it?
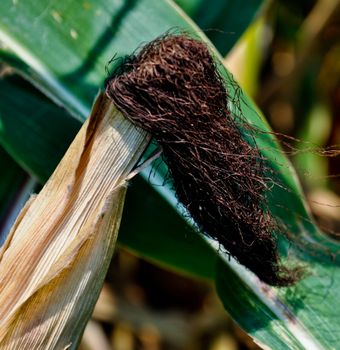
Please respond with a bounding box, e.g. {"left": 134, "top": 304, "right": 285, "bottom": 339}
{"left": 0, "top": 92, "right": 150, "bottom": 349}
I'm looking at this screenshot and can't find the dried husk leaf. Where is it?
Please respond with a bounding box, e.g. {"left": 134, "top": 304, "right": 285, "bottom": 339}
{"left": 0, "top": 92, "right": 150, "bottom": 349}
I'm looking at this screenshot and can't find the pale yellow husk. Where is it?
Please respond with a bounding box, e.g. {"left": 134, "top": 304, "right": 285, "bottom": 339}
{"left": 0, "top": 92, "right": 150, "bottom": 349}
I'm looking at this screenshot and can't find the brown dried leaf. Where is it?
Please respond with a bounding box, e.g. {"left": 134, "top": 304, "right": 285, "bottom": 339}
{"left": 0, "top": 92, "right": 150, "bottom": 349}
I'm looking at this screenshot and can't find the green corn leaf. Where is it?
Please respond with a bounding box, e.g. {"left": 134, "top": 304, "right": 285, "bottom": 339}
{"left": 174, "top": 0, "right": 264, "bottom": 55}
{"left": 0, "top": 75, "right": 80, "bottom": 181}
{"left": 0, "top": 0, "right": 339, "bottom": 349}
{"left": 0, "top": 147, "right": 27, "bottom": 237}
